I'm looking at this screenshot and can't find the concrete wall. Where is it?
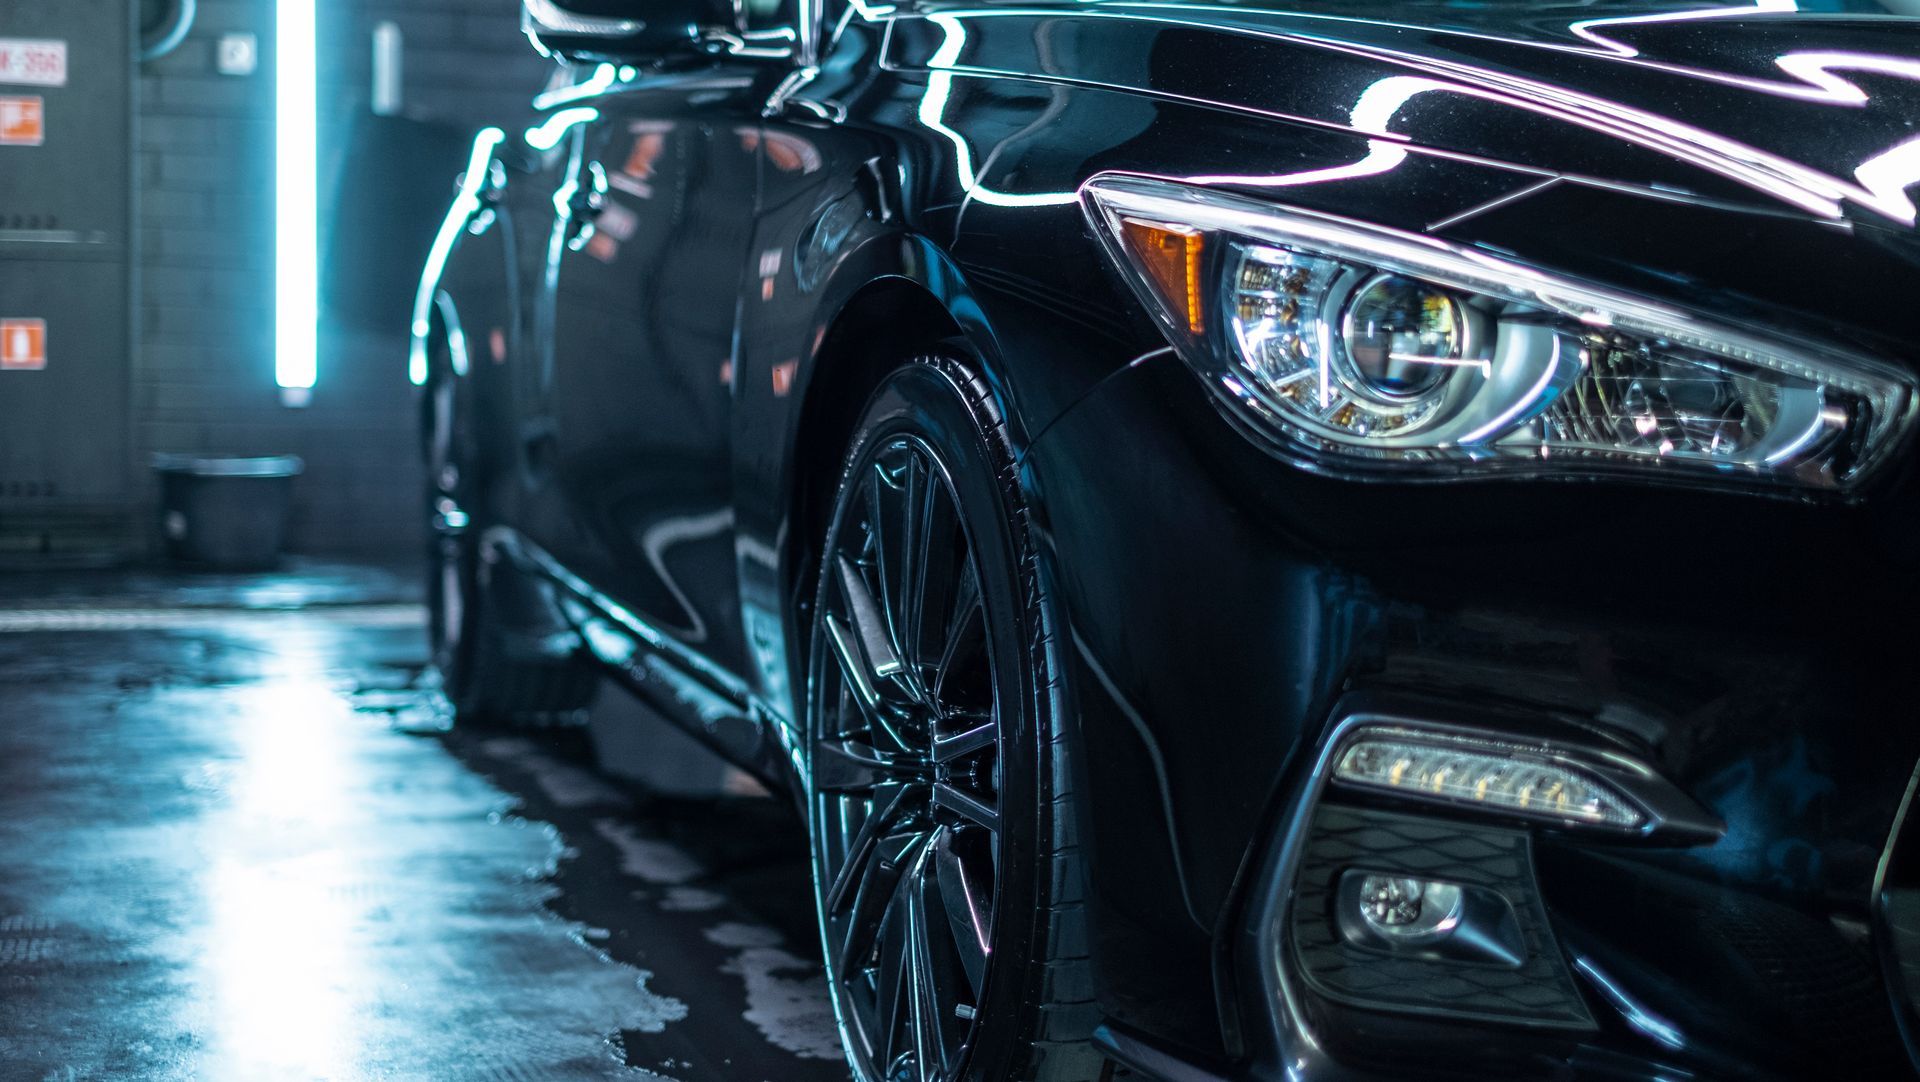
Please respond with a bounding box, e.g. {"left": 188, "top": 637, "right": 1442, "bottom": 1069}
{"left": 134, "top": 0, "right": 554, "bottom": 556}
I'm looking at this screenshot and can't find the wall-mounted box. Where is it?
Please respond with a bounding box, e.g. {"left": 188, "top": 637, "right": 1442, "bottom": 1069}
{"left": 0, "top": 0, "right": 135, "bottom": 560}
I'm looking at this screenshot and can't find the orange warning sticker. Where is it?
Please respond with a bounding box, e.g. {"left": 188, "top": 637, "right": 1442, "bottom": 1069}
{"left": 1, "top": 319, "right": 46, "bottom": 370}
{"left": 0, "top": 96, "right": 43, "bottom": 146}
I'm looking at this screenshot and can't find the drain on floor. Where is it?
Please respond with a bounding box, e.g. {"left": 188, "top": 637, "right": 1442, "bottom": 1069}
{"left": 0, "top": 916, "right": 59, "bottom": 967}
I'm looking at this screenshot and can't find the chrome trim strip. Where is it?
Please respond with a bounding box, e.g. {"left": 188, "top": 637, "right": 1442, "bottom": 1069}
{"left": 536, "top": 70, "right": 757, "bottom": 111}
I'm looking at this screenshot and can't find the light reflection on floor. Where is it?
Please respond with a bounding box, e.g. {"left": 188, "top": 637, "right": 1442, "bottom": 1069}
{"left": 207, "top": 848, "right": 355, "bottom": 1079}
{"left": 0, "top": 595, "right": 840, "bottom": 1081}
{"left": 202, "top": 659, "right": 357, "bottom": 1079}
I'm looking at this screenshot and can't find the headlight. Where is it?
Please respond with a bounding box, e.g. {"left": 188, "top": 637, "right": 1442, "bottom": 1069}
{"left": 1083, "top": 174, "right": 1917, "bottom": 494}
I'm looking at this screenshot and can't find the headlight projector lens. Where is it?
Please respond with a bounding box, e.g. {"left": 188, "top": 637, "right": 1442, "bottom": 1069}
{"left": 1340, "top": 274, "right": 1462, "bottom": 399}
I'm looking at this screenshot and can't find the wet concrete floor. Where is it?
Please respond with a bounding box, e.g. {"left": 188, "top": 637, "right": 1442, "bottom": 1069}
{"left": 0, "top": 562, "right": 851, "bottom": 1080}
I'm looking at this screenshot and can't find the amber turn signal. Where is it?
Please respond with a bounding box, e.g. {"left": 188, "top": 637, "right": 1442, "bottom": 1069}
{"left": 1118, "top": 217, "right": 1206, "bottom": 334}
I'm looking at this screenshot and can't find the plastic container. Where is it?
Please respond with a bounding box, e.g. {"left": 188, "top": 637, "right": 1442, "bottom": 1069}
{"left": 151, "top": 454, "right": 304, "bottom": 568}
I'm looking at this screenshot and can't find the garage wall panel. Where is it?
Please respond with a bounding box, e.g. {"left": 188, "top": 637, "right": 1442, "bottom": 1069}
{"left": 130, "top": 0, "right": 553, "bottom": 556}
{"left": 0, "top": 0, "right": 135, "bottom": 558}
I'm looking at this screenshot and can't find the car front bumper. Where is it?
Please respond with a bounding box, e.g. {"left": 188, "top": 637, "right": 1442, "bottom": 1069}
{"left": 1024, "top": 347, "right": 1920, "bottom": 1081}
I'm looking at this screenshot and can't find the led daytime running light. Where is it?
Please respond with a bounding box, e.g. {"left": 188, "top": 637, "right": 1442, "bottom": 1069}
{"left": 1334, "top": 730, "right": 1645, "bottom": 830}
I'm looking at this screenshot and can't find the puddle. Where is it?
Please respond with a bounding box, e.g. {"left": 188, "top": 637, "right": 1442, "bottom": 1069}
{"left": 703, "top": 923, "right": 842, "bottom": 1061}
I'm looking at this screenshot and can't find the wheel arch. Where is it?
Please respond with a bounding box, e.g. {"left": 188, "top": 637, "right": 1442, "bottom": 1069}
{"left": 780, "top": 276, "right": 971, "bottom": 709}
{"left": 412, "top": 182, "right": 523, "bottom": 517}
{"left": 425, "top": 290, "right": 469, "bottom": 377}
{"left": 790, "top": 280, "right": 965, "bottom": 563}
{"left": 733, "top": 226, "right": 1071, "bottom": 760}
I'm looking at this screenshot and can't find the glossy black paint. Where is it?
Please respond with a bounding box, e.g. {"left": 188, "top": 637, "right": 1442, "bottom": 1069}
{"left": 419, "top": 2, "right": 1920, "bottom": 1077}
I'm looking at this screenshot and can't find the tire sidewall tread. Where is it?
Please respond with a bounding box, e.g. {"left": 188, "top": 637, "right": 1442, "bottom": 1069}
{"left": 809, "top": 355, "right": 1100, "bottom": 1082}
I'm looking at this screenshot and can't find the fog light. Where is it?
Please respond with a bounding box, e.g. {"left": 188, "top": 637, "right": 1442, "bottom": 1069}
{"left": 1332, "top": 862, "right": 1528, "bottom": 969}
{"left": 1355, "top": 874, "right": 1463, "bottom": 942}
{"left": 1334, "top": 729, "right": 1645, "bottom": 830}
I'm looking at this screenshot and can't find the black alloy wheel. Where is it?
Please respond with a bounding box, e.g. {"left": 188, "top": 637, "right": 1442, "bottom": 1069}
{"left": 425, "top": 336, "right": 478, "bottom": 691}
{"left": 807, "top": 357, "right": 1100, "bottom": 1082}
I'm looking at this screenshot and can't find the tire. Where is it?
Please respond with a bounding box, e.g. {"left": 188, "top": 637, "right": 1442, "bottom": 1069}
{"left": 424, "top": 354, "right": 599, "bottom": 728}
{"left": 806, "top": 355, "right": 1101, "bottom": 1082}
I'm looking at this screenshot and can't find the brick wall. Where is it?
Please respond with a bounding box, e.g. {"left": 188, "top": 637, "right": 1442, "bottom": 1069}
{"left": 135, "top": 0, "right": 554, "bottom": 556}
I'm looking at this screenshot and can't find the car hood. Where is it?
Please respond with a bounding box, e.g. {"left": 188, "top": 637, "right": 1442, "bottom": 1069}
{"left": 903, "top": 1, "right": 1920, "bottom": 226}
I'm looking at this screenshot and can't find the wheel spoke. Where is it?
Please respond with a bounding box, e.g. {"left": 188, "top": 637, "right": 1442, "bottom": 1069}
{"left": 893, "top": 452, "right": 923, "bottom": 657}
{"left": 912, "top": 484, "right": 965, "bottom": 683}
{"left": 878, "top": 453, "right": 941, "bottom": 707}
{"left": 826, "top": 617, "right": 916, "bottom": 755}
{"left": 827, "top": 784, "right": 914, "bottom": 914}
{"left": 825, "top": 613, "right": 884, "bottom": 713}
{"left": 815, "top": 737, "right": 930, "bottom": 792}
{"left": 905, "top": 851, "right": 948, "bottom": 1082}
{"left": 840, "top": 829, "right": 919, "bottom": 978}
{"left": 932, "top": 719, "right": 995, "bottom": 764}
{"left": 932, "top": 829, "right": 990, "bottom": 996}
{"left": 898, "top": 455, "right": 928, "bottom": 672}
{"left": 931, "top": 561, "right": 983, "bottom": 704}
{"left": 933, "top": 782, "right": 1001, "bottom": 832}
{"left": 837, "top": 555, "right": 905, "bottom": 682}
{"left": 864, "top": 458, "right": 903, "bottom": 651}
{"left": 874, "top": 876, "right": 914, "bottom": 1073}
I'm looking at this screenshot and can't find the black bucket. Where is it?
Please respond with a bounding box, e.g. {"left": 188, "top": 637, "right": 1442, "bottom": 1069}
{"left": 151, "top": 454, "right": 304, "bottom": 568}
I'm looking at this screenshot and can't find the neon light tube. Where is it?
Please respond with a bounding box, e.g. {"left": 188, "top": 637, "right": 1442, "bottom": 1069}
{"left": 276, "top": 0, "right": 318, "bottom": 391}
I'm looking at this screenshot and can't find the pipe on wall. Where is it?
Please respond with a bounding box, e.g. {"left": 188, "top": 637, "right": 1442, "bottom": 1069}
{"left": 372, "top": 21, "right": 404, "bottom": 117}
{"left": 139, "top": 0, "right": 196, "bottom": 61}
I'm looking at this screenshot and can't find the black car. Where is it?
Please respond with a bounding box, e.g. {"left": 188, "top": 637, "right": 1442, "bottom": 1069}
{"left": 415, "top": 0, "right": 1920, "bottom": 1077}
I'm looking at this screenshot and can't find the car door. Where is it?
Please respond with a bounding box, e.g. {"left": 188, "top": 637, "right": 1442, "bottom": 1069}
{"left": 533, "top": 68, "right": 770, "bottom": 679}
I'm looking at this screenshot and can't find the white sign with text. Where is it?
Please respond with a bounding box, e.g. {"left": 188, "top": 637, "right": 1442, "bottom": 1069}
{"left": 0, "top": 40, "right": 67, "bottom": 88}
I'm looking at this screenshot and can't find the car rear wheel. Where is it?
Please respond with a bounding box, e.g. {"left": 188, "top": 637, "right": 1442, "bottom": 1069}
{"left": 424, "top": 354, "right": 598, "bottom": 728}
{"left": 807, "top": 356, "right": 1101, "bottom": 1082}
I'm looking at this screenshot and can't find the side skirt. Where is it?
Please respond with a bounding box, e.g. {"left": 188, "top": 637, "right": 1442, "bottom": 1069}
{"left": 481, "top": 525, "right": 802, "bottom": 804}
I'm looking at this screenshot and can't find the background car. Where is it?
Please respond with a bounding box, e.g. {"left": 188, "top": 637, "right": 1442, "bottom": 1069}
{"left": 418, "top": 0, "right": 1920, "bottom": 1078}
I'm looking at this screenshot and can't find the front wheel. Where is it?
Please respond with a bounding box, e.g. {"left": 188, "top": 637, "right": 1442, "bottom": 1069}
{"left": 807, "top": 357, "right": 1101, "bottom": 1082}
